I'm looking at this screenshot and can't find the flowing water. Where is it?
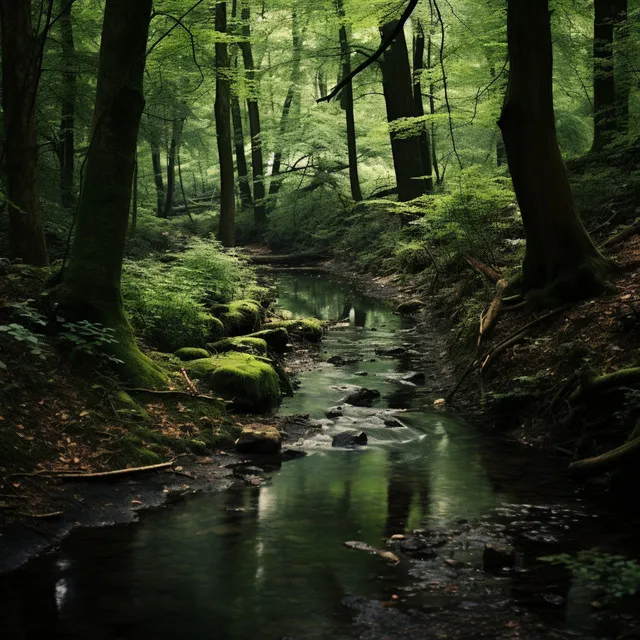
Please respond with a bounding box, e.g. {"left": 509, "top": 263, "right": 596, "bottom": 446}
{"left": 1, "top": 271, "right": 639, "bottom": 639}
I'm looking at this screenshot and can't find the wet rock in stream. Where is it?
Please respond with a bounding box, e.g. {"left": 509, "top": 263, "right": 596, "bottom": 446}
{"left": 342, "top": 387, "right": 381, "bottom": 406}
{"left": 332, "top": 431, "right": 368, "bottom": 448}
{"left": 327, "top": 354, "right": 361, "bottom": 366}
{"left": 326, "top": 406, "right": 344, "bottom": 419}
{"left": 401, "top": 372, "right": 426, "bottom": 385}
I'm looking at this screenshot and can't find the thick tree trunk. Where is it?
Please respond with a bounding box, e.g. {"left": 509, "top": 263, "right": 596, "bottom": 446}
{"left": 379, "top": 21, "right": 426, "bottom": 202}
{"left": 412, "top": 19, "right": 434, "bottom": 192}
{"left": 58, "top": 0, "right": 76, "bottom": 209}
{"left": 215, "top": 1, "right": 236, "bottom": 247}
{"left": 592, "top": 0, "right": 616, "bottom": 153}
{"left": 239, "top": 5, "right": 266, "bottom": 228}
{"left": 0, "top": 0, "right": 49, "bottom": 266}
{"left": 426, "top": 12, "right": 441, "bottom": 184}
{"left": 56, "top": 0, "right": 164, "bottom": 387}
{"left": 498, "top": 0, "right": 607, "bottom": 298}
{"left": 131, "top": 155, "right": 138, "bottom": 233}
{"left": 163, "top": 118, "right": 182, "bottom": 218}
{"left": 613, "top": 0, "right": 629, "bottom": 136}
{"left": 151, "top": 145, "right": 165, "bottom": 217}
{"left": 335, "top": 0, "right": 362, "bottom": 202}
{"left": 317, "top": 70, "right": 328, "bottom": 98}
{"left": 269, "top": 10, "right": 305, "bottom": 201}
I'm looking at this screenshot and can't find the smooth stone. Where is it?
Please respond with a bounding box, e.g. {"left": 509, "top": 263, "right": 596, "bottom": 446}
{"left": 332, "top": 431, "right": 368, "bottom": 448}
{"left": 342, "top": 387, "right": 381, "bottom": 407}
{"left": 326, "top": 406, "right": 344, "bottom": 419}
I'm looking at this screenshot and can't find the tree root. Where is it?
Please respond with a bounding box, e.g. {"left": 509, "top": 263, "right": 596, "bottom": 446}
{"left": 464, "top": 256, "right": 502, "bottom": 284}
{"left": 569, "top": 436, "right": 640, "bottom": 477}
{"left": 601, "top": 218, "right": 640, "bottom": 250}
{"left": 569, "top": 367, "right": 640, "bottom": 405}
{"left": 478, "top": 279, "right": 508, "bottom": 347}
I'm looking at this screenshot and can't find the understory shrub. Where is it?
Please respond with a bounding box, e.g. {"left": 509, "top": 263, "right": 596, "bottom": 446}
{"left": 122, "top": 238, "right": 256, "bottom": 352}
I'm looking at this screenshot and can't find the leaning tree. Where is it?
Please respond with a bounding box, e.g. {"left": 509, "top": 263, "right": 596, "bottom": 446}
{"left": 498, "top": 0, "right": 608, "bottom": 301}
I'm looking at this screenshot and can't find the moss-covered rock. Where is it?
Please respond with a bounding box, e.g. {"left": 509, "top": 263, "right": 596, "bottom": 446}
{"left": 208, "top": 337, "right": 268, "bottom": 357}
{"left": 246, "top": 328, "right": 290, "bottom": 353}
{"left": 396, "top": 299, "right": 424, "bottom": 314}
{"left": 209, "top": 317, "right": 225, "bottom": 341}
{"left": 113, "top": 390, "right": 149, "bottom": 421}
{"left": 265, "top": 318, "right": 324, "bottom": 342}
{"left": 175, "top": 347, "right": 211, "bottom": 361}
{"left": 213, "top": 300, "right": 262, "bottom": 336}
{"left": 186, "top": 353, "right": 280, "bottom": 411}
{"left": 235, "top": 424, "right": 282, "bottom": 454}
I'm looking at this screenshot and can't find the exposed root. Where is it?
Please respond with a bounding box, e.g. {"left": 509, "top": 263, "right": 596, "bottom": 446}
{"left": 569, "top": 436, "right": 640, "bottom": 477}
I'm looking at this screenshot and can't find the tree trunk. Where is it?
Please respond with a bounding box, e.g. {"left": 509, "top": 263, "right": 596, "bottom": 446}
{"left": 269, "top": 9, "right": 306, "bottom": 201}
{"left": 239, "top": 4, "right": 266, "bottom": 228}
{"left": 591, "top": 0, "right": 616, "bottom": 153}
{"left": 231, "top": 89, "right": 253, "bottom": 209}
{"left": 163, "top": 118, "right": 182, "bottom": 218}
{"left": 613, "top": 0, "right": 629, "bottom": 137}
{"left": 55, "top": 0, "right": 164, "bottom": 387}
{"left": 216, "top": 1, "right": 236, "bottom": 247}
{"left": 58, "top": 0, "right": 76, "bottom": 209}
{"left": 177, "top": 146, "right": 190, "bottom": 216}
{"left": 498, "top": 0, "right": 608, "bottom": 298}
{"left": 0, "top": 0, "right": 49, "bottom": 266}
{"left": 151, "top": 144, "right": 165, "bottom": 217}
{"left": 412, "top": 19, "right": 434, "bottom": 192}
{"left": 131, "top": 154, "right": 138, "bottom": 233}
{"left": 317, "top": 70, "right": 328, "bottom": 98}
{"left": 426, "top": 9, "right": 441, "bottom": 184}
{"left": 379, "top": 20, "right": 426, "bottom": 202}
{"left": 336, "top": 0, "right": 363, "bottom": 202}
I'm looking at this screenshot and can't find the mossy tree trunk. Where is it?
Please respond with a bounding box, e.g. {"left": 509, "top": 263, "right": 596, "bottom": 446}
{"left": 613, "top": 0, "right": 629, "bottom": 137}
{"left": 55, "top": 0, "right": 165, "bottom": 388}
{"left": 215, "top": 1, "right": 236, "bottom": 248}
{"left": 412, "top": 19, "right": 434, "bottom": 192}
{"left": 335, "top": 0, "right": 363, "bottom": 203}
{"left": 58, "top": 0, "right": 76, "bottom": 209}
{"left": 498, "top": 0, "right": 608, "bottom": 299}
{"left": 591, "top": 0, "right": 616, "bottom": 153}
{"left": 379, "top": 20, "right": 426, "bottom": 202}
{"left": 151, "top": 143, "right": 165, "bottom": 218}
{"left": 0, "top": 0, "right": 49, "bottom": 266}
{"left": 239, "top": 3, "right": 267, "bottom": 229}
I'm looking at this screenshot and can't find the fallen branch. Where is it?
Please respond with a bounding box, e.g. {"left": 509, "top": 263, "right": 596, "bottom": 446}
{"left": 569, "top": 367, "right": 640, "bottom": 405}
{"left": 465, "top": 256, "right": 502, "bottom": 284}
{"left": 15, "top": 511, "right": 64, "bottom": 519}
{"left": 181, "top": 368, "right": 199, "bottom": 396}
{"left": 42, "top": 460, "right": 177, "bottom": 481}
{"left": 481, "top": 307, "right": 564, "bottom": 373}
{"left": 124, "top": 388, "right": 221, "bottom": 402}
{"left": 569, "top": 436, "right": 640, "bottom": 477}
{"left": 478, "top": 279, "right": 508, "bottom": 346}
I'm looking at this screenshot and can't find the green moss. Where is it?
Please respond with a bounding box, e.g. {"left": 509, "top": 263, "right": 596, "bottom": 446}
{"left": 246, "top": 328, "right": 290, "bottom": 353}
{"left": 175, "top": 347, "right": 211, "bottom": 361}
{"left": 208, "top": 337, "right": 268, "bottom": 356}
{"left": 213, "top": 300, "right": 262, "bottom": 336}
{"left": 265, "top": 318, "right": 324, "bottom": 342}
{"left": 209, "top": 317, "right": 225, "bottom": 340}
{"left": 113, "top": 389, "right": 149, "bottom": 421}
{"left": 186, "top": 353, "right": 281, "bottom": 411}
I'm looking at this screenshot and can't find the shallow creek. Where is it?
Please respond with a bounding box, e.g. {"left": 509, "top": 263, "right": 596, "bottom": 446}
{"left": 1, "top": 271, "right": 639, "bottom": 639}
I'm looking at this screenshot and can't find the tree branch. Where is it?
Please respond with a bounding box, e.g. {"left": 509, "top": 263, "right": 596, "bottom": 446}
{"left": 317, "top": 0, "right": 419, "bottom": 103}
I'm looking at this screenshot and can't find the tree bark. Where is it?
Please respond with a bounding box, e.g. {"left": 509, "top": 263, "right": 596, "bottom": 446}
{"left": 379, "top": 20, "right": 426, "bottom": 202}
{"left": 231, "top": 89, "right": 253, "bottom": 210}
{"left": 163, "top": 118, "right": 182, "bottom": 218}
{"left": 498, "top": 0, "right": 607, "bottom": 298}
{"left": 58, "top": 0, "right": 76, "bottom": 209}
{"left": 269, "top": 9, "right": 305, "bottom": 201}
{"left": 426, "top": 7, "right": 441, "bottom": 184}
{"left": 591, "top": 0, "right": 616, "bottom": 153}
{"left": 151, "top": 144, "right": 165, "bottom": 217}
{"left": 335, "top": 0, "right": 363, "bottom": 202}
{"left": 55, "top": 0, "right": 164, "bottom": 388}
{"left": 0, "top": 0, "right": 49, "bottom": 266}
{"left": 613, "top": 0, "right": 629, "bottom": 137}
{"left": 239, "top": 4, "right": 266, "bottom": 228}
{"left": 412, "top": 19, "right": 434, "bottom": 192}
{"left": 130, "top": 154, "right": 138, "bottom": 233}
{"left": 215, "top": 1, "right": 236, "bottom": 247}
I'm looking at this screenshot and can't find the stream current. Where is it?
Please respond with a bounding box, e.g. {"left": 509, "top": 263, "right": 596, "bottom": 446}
{"left": 1, "top": 271, "right": 639, "bottom": 639}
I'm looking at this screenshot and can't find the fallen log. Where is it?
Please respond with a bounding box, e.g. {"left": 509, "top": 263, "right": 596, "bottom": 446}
{"left": 569, "top": 436, "right": 640, "bottom": 477}
{"left": 601, "top": 218, "right": 640, "bottom": 249}
{"left": 243, "top": 251, "right": 330, "bottom": 266}
{"left": 478, "top": 278, "right": 508, "bottom": 346}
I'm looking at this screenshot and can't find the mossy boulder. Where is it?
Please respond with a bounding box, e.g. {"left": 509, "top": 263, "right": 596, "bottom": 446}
{"left": 209, "top": 317, "right": 225, "bottom": 341}
{"left": 175, "top": 347, "right": 211, "bottom": 361}
{"left": 396, "top": 299, "right": 424, "bottom": 314}
{"left": 113, "top": 390, "right": 149, "bottom": 421}
{"left": 246, "top": 328, "right": 290, "bottom": 353}
{"left": 265, "top": 318, "right": 324, "bottom": 342}
{"left": 186, "top": 353, "right": 280, "bottom": 411}
{"left": 208, "top": 337, "right": 268, "bottom": 357}
{"left": 235, "top": 424, "right": 282, "bottom": 454}
{"left": 213, "top": 300, "right": 262, "bottom": 336}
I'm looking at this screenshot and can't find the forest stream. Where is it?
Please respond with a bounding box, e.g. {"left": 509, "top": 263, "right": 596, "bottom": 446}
{"left": 1, "top": 271, "right": 639, "bottom": 640}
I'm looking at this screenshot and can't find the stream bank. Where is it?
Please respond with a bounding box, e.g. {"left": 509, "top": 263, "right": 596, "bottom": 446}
{"left": 2, "top": 268, "right": 640, "bottom": 640}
